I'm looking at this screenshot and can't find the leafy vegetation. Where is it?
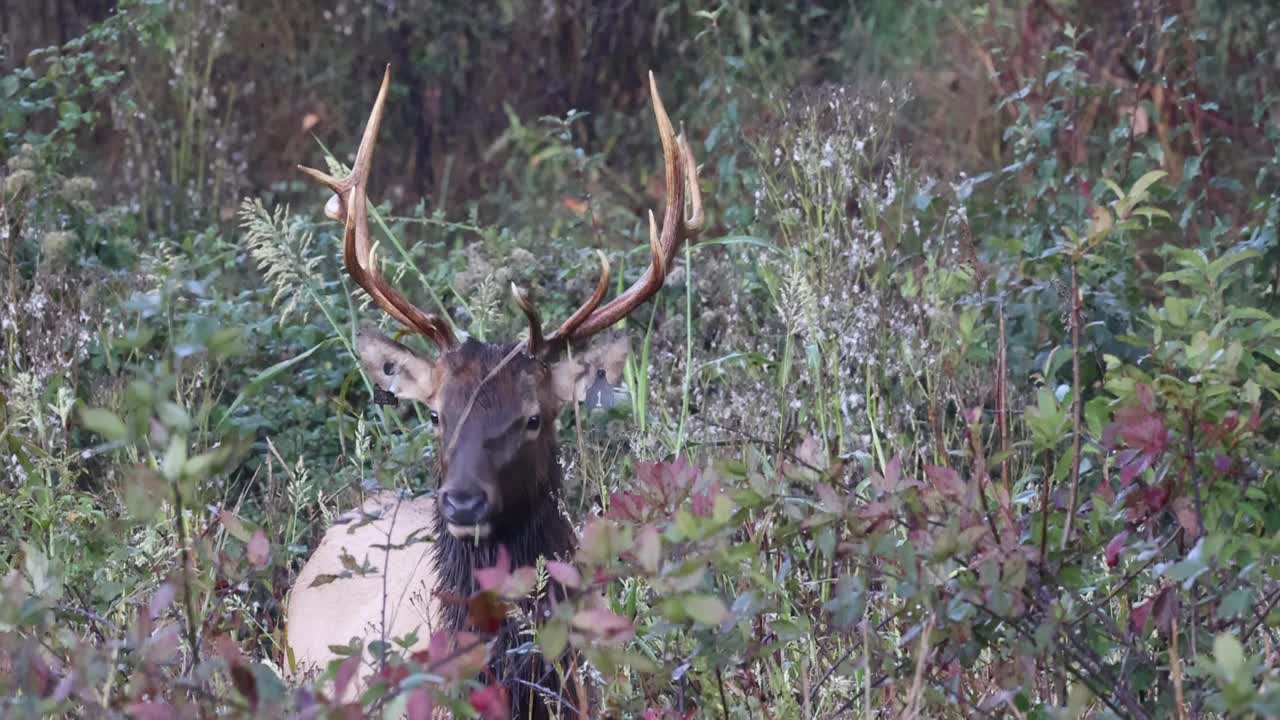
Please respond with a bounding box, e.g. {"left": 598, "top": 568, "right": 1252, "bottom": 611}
{"left": 3, "top": 1, "right": 1279, "bottom": 717}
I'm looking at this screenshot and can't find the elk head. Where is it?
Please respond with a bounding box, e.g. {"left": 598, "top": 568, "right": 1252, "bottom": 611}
{"left": 298, "top": 66, "right": 703, "bottom": 540}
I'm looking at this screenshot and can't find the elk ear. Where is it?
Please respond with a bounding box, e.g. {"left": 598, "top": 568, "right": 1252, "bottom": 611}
{"left": 552, "top": 333, "right": 631, "bottom": 410}
{"left": 356, "top": 330, "right": 440, "bottom": 405}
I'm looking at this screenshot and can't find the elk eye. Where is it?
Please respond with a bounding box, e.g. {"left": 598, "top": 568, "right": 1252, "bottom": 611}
{"left": 525, "top": 415, "right": 541, "bottom": 432}
{"left": 428, "top": 410, "right": 440, "bottom": 426}
{"left": 383, "top": 361, "right": 396, "bottom": 375}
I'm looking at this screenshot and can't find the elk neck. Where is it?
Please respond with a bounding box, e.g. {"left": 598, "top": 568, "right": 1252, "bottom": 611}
{"left": 430, "top": 435, "right": 578, "bottom": 631}
{"left": 429, "top": 438, "right": 582, "bottom": 719}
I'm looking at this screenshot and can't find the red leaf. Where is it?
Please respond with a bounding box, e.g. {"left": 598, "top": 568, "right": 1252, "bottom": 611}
{"left": 127, "top": 703, "right": 177, "bottom": 720}
{"left": 376, "top": 661, "right": 408, "bottom": 687}
{"left": 814, "top": 483, "right": 843, "bottom": 514}
{"left": 1214, "top": 454, "right": 1232, "bottom": 475}
{"left": 1118, "top": 412, "right": 1168, "bottom": 454}
{"left": 1095, "top": 480, "right": 1116, "bottom": 505}
{"left": 333, "top": 703, "right": 363, "bottom": 720}
{"left": 470, "top": 682, "right": 510, "bottom": 720}
{"left": 334, "top": 653, "right": 361, "bottom": 701}
{"left": 148, "top": 583, "right": 176, "bottom": 620}
{"left": 146, "top": 624, "right": 182, "bottom": 665}
{"left": 690, "top": 486, "right": 715, "bottom": 517}
{"left": 406, "top": 687, "right": 435, "bottom": 720}
{"left": 474, "top": 545, "right": 512, "bottom": 591}
{"left": 546, "top": 561, "right": 582, "bottom": 589}
{"left": 632, "top": 524, "right": 661, "bottom": 574}
{"left": 871, "top": 455, "right": 904, "bottom": 495}
{"left": 1152, "top": 585, "right": 1179, "bottom": 637}
{"left": 605, "top": 492, "right": 648, "bottom": 522}
{"left": 247, "top": 529, "right": 270, "bottom": 568}
{"left": 855, "top": 501, "right": 894, "bottom": 533}
{"left": 230, "top": 661, "right": 259, "bottom": 708}
{"left": 425, "top": 630, "right": 489, "bottom": 681}
{"left": 214, "top": 635, "right": 242, "bottom": 665}
{"left": 1135, "top": 383, "right": 1156, "bottom": 412}
{"left": 1105, "top": 530, "right": 1129, "bottom": 568}
{"left": 924, "top": 465, "right": 966, "bottom": 499}
{"left": 1173, "top": 496, "right": 1200, "bottom": 539}
{"left": 467, "top": 591, "right": 509, "bottom": 634}
{"left": 26, "top": 651, "right": 53, "bottom": 697}
{"left": 571, "top": 608, "right": 635, "bottom": 645}
{"left": 560, "top": 197, "right": 588, "bottom": 217}
{"left": 1131, "top": 598, "right": 1153, "bottom": 636}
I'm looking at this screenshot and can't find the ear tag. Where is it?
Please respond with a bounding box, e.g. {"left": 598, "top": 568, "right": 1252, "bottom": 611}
{"left": 372, "top": 385, "right": 400, "bottom": 406}
{"left": 584, "top": 368, "right": 621, "bottom": 410}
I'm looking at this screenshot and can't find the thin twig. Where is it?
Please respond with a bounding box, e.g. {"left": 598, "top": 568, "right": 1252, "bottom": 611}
{"left": 901, "top": 615, "right": 934, "bottom": 719}
{"left": 1068, "top": 530, "right": 1181, "bottom": 629}
{"left": 377, "top": 491, "right": 405, "bottom": 683}
{"left": 716, "top": 666, "right": 730, "bottom": 720}
{"left": 1171, "top": 611, "right": 1188, "bottom": 720}
{"left": 172, "top": 480, "right": 202, "bottom": 674}
{"left": 1060, "top": 259, "right": 1083, "bottom": 551}
{"left": 1242, "top": 584, "right": 1280, "bottom": 644}
{"left": 997, "top": 304, "right": 1010, "bottom": 496}
{"left": 1185, "top": 413, "right": 1205, "bottom": 546}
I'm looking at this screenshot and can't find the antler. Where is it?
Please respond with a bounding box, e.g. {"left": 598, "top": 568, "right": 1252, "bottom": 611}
{"left": 298, "top": 65, "right": 457, "bottom": 351}
{"left": 539, "top": 71, "right": 704, "bottom": 348}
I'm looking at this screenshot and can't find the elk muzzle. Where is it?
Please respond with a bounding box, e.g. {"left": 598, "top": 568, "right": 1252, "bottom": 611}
{"left": 440, "top": 486, "right": 491, "bottom": 536}
{"left": 439, "top": 453, "right": 499, "bottom": 539}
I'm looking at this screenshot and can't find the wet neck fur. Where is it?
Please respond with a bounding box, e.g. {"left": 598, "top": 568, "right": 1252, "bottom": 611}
{"left": 430, "top": 450, "right": 580, "bottom": 718}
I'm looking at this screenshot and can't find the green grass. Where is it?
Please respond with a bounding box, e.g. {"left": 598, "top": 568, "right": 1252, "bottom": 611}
{"left": 3, "top": 1, "right": 1280, "bottom": 718}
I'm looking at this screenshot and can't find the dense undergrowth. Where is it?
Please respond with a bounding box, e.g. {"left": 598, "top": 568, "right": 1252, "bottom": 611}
{"left": 3, "top": 1, "right": 1280, "bottom": 718}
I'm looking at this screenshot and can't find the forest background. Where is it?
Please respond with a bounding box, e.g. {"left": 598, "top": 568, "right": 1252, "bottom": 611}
{"left": 3, "top": 1, "right": 1280, "bottom": 718}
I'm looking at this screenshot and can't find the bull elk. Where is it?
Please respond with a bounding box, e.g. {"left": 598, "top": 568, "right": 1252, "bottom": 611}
{"left": 284, "top": 65, "right": 703, "bottom": 718}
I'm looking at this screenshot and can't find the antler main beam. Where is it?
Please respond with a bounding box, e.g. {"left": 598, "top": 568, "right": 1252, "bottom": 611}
{"left": 541, "top": 71, "right": 704, "bottom": 346}
{"left": 298, "top": 65, "right": 456, "bottom": 351}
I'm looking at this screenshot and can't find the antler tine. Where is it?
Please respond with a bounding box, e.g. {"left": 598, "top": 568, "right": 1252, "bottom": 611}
{"left": 510, "top": 283, "right": 545, "bottom": 355}
{"left": 556, "top": 71, "right": 704, "bottom": 342}
{"left": 298, "top": 65, "right": 457, "bottom": 351}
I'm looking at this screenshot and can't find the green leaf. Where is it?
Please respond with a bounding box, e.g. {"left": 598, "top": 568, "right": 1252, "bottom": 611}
{"left": 124, "top": 468, "right": 166, "bottom": 522}
{"left": 161, "top": 435, "right": 188, "bottom": 482}
{"left": 1100, "top": 178, "right": 1125, "bottom": 201}
{"left": 218, "top": 338, "right": 338, "bottom": 429}
{"left": 1219, "top": 590, "right": 1252, "bottom": 620}
{"left": 1164, "top": 296, "right": 1188, "bottom": 327}
{"left": 207, "top": 326, "right": 246, "bottom": 359}
{"left": 538, "top": 617, "right": 568, "bottom": 659}
{"left": 183, "top": 447, "right": 225, "bottom": 481}
{"left": 156, "top": 401, "right": 191, "bottom": 432}
{"left": 22, "top": 542, "right": 62, "bottom": 601}
{"left": 58, "top": 100, "right": 81, "bottom": 120}
{"left": 80, "top": 407, "right": 129, "bottom": 442}
{"left": 1206, "top": 249, "right": 1261, "bottom": 286}
{"left": 1118, "top": 170, "right": 1167, "bottom": 216}
{"left": 822, "top": 575, "right": 866, "bottom": 628}
{"left": 773, "top": 616, "right": 811, "bottom": 642}
{"left": 633, "top": 525, "right": 660, "bottom": 574}
{"left": 1214, "top": 632, "right": 1245, "bottom": 679}
{"left": 683, "top": 594, "right": 729, "bottom": 625}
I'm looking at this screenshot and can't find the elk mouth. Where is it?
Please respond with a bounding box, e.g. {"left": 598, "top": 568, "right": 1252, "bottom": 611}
{"left": 446, "top": 522, "right": 493, "bottom": 540}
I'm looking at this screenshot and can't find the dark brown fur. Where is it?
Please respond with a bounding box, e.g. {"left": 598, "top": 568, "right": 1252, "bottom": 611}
{"left": 430, "top": 339, "right": 586, "bottom": 719}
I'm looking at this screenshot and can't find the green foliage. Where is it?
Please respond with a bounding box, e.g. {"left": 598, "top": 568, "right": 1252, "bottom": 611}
{"left": 3, "top": 1, "right": 1280, "bottom": 718}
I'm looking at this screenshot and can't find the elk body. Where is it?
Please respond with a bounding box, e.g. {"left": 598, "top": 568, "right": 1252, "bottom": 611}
{"left": 284, "top": 66, "right": 703, "bottom": 719}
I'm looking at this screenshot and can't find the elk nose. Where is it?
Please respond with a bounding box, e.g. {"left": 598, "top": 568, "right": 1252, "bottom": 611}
{"left": 441, "top": 488, "right": 489, "bottom": 525}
